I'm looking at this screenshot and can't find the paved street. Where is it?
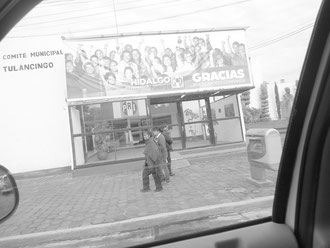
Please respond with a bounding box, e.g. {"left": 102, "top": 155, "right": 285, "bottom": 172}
{"left": 0, "top": 145, "right": 279, "bottom": 247}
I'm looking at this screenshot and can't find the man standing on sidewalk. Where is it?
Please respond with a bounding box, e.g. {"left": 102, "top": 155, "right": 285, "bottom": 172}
{"left": 141, "top": 130, "right": 163, "bottom": 192}
{"left": 152, "top": 126, "right": 170, "bottom": 183}
{"left": 161, "top": 124, "right": 175, "bottom": 176}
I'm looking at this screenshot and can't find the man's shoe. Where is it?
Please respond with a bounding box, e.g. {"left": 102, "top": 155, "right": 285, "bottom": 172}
{"left": 140, "top": 189, "right": 150, "bottom": 192}
{"left": 170, "top": 173, "right": 175, "bottom": 176}
{"left": 155, "top": 188, "right": 163, "bottom": 192}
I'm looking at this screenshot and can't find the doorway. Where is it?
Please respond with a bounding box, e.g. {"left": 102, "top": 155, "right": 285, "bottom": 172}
{"left": 149, "top": 102, "right": 184, "bottom": 150}
{"left": 181, "top": 99, "right": 212, "bottom": 149}
{"left": 149, "top": 98, "right": 214, "bottom": 150}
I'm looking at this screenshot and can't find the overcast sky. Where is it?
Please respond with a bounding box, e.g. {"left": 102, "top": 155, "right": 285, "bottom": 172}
{"left": 6, "top": 0, "right": 323, "bottom": 84}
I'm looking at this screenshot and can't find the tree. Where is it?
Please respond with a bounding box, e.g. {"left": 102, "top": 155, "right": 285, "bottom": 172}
{"left": 242, "top": 105, "right": 261, "bottom": 123}
{"left": 240, "top": 90, "right": 251, "bottom": 106}
{"left": 260, "top": 82, "right": 271, "bottom": 121}
{"left": 240, "top": 90, "right": 253, "bottom": 123}
{"left": 274, "top": 82, "right": 281, "bottom": 120}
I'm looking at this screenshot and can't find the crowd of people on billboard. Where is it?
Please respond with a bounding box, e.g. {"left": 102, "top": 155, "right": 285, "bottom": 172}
{"left": 65, "top": 33, "right": 248, "bottom": 99}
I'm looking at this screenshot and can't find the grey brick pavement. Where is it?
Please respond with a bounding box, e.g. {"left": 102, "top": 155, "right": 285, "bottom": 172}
{"left": 0, "top": 149, "right": 278, "bottom": 242}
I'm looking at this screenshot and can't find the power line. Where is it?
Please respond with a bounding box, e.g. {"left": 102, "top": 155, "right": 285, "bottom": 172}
{"left": 24, "top": 0, "right": 183, "bottom": 19}
{"left": 37, "top": 0, "right": 147, "bottom": 8}
{"left": 249, "top": 23, "right": 314, "bottom": 51}
{"left": 16, "top": 0, "right": 192, "bottom": 27}
{"left": 36, "top": 0, "right": 105, "bottom": 8}
{"left": 250, "top": 22, "right": 313, "bottom": 48}
{"left": 25, "top": 2, "right": 115, "bottom": 19}
{"left": 11, "top": 0, "right": 251, "bottom": 35}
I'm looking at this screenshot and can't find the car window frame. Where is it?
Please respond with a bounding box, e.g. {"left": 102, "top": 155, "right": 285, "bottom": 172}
{"left": 1, "top": 1, "right": 329, "bottom": 247}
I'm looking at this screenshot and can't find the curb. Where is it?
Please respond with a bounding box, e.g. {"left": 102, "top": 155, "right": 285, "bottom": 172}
{"left": 178, "top": 147, "right": 246, "bottom": 160}
{"left": 0, "top": 196, "right": 273, "bottom": 248}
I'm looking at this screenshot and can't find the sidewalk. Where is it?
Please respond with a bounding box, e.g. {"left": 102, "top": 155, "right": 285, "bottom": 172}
{"left": 0, "top": 143, "right": 278, "bottom": 247}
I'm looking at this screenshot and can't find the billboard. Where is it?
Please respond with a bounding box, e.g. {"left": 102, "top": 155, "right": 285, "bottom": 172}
{"left": 63, "top": 29, "right": 252, "bottom": 101}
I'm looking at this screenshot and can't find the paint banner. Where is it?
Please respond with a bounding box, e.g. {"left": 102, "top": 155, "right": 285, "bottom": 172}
{"left": 63, "top": 29, "right": 252, "bottom": 101}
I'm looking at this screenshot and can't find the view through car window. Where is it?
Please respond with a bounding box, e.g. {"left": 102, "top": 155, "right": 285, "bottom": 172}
{"left": 0, "top": 0, "right": 323, "bottom": 247}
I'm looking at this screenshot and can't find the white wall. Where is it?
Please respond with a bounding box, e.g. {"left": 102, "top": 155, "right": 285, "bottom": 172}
{"left": 212, "top": 95, "right": 239, "bottom": 119}
{"left": 0, "top": 36, "right": 73, "bottom": 173}
{"left": 215, "top": 119, "right": 242, "bottom": 142}
{"left": 211, "top": 95, "right": 243, "bottom": 143}
{"left": 249, "top": 58, "right": 263, "bottom": 109}
{"left": 267, "top": 82, "right": 279, "bottom": 120}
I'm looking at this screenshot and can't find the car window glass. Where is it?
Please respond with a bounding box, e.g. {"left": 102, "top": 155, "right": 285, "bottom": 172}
{"left": 0, "top": 0, "right": 322, "bottom": 246}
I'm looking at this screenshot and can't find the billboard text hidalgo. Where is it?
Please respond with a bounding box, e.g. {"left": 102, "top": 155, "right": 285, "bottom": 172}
{"left": 63, "top": 29, "right": 252, "bottom": 100}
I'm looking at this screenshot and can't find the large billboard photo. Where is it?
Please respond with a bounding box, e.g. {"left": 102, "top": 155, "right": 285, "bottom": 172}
{"left": 63, "top": 29, "right": 252, "bottom": 101}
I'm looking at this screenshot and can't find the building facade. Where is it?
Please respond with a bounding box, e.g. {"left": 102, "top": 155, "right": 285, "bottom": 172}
{"left": 0, "top": 28, "right": 252, "bottom": 173}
